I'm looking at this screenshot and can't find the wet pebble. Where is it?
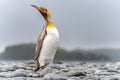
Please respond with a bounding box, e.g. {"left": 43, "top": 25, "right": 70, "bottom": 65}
{"left": 12, "top": 69, "right": 28, "bottom": 77}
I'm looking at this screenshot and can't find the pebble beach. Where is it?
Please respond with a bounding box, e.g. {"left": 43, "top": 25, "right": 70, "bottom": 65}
{"left": 0, "top": 60, "right": 120, "bottom": 80}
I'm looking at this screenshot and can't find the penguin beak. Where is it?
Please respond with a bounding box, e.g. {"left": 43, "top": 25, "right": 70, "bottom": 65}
{"left": 31, "top": 5, "right": 42, "bottom": 12}
{"left": 31, "top": 5, "right": 46, "bottom": 18}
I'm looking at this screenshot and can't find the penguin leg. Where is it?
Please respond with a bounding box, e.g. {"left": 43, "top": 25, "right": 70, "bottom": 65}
{"left": 32, "top": 60, "right": 40, "bottom": 72}
{"left": 40, "top": 65, "right": 46, "bottom": 70}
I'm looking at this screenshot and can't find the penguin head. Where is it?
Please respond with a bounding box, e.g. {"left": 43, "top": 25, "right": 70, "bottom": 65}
{"left": 31, "top": 5, "right": 51, "bottom": 22}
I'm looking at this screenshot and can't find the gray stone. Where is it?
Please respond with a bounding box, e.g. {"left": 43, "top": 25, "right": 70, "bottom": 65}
{"left": 4, "top": 77, "right": 44, "bottom": 80}
{"left": 83, "top": 76, "right": 99, "bottom": 80}
{"left": 26, "top": 77, "right": 44, "bottom": 80}
{"left": 0, "top": 78, "right": 12, "bottom": 80}
{"left": 94, "top": 70, "right": 101, "bottom": 74}
{"left": 37, "top": 67, "right": 57, "bottom": 76}
{"left": 110, "top": 78, "right": 120, "bottom": 80}
{"left": 97, "top": 71, "right": 111, "bottom": 76}
{"left": 12, "top": 69, "right": 28, "bottom": 77}
{"left": 99, "top": 76, "right": 111, "bottom": 80}
{"left": 32, "top": 73, "right": 39, "bottom": 77}
{"left": 67, "top": 77, "right": 81, "bottom": 80}
{"left": 68, "top": 66, "right": 82, "bottom": 71}
{"left": 14, "top": 63, "right": 27, "bottom": 70}
{"left": 109, "top": 75, "right": 120, "bottom": 80}
{"left": 44, "top": 73, "right": 68, "bottom": 80}
{"left": 0, "top": 67, "right": 7, "bottom": 72}
{"left": 66, "top": 71, "right": 86, "bottom": 77}
{"left": 12, "top": 77, "right": 26, "bottom": 80}
{"left": 0, "top": 72, "right": 12, "bottom": 78}
{"left": 61, "top": 68, "right": 69, "bottom": 72}
{"left": 85, "top": 68, "right": 98, "bottom": 74}
{"left": 107, "top": 67, "right": 119, "bottom": 73}
{"left": 50, "top": 63, "right": 67, "bottom": 70}
{"left": 12, "top": 65, "right": 19, "bottom": 70}
{"left": 1, "top": 64, "right": 13, "bottom": 71}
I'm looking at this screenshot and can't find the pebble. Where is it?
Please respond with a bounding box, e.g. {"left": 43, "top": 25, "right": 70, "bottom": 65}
{"left": 0, "top": 67, "right": 7, "bottom": 72}
{"left": 67, "top": 77, "right": 81, "bottom": 80}
{"left": 50, "top": 63, "right": 67, "bottom": 69}
{"left": 0, "top": 61, "right": 120, "bottom": 80}
{"left": 44, "top": 73, "right": 68, "bottom": 80}
{"left": 66, "top": 70, "right": 86, "bottom": 77}
{"left": 0, "top": 72, "right": 12, "bottom": 78}
{"left": 12, "top": 69, "right": 28, "bottom": 77}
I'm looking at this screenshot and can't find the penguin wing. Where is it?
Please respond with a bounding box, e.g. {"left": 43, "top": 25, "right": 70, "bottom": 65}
{"left": 34, "top": 26, "right": 47, "bottom": 60}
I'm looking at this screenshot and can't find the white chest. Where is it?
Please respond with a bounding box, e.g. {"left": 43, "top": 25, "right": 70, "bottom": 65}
{"left": 39, "top": 27, "right": 59, "bottom": 66}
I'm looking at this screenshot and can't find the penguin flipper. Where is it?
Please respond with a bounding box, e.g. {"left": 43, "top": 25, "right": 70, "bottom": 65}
{"left": 34, "top": 26, "right": 47, "bottom": 60}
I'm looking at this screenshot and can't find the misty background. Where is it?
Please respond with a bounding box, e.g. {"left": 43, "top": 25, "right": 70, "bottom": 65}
{"left": 0, "top": 0, "right": 120, "bottom": 61}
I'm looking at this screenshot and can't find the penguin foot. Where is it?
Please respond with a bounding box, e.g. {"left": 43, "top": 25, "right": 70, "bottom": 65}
{"left": 41, "top": 66, "right": 46, "bottom": 70}
{"left": 32, "top": 67, "right": 40, "bottom": 73}
{"left": 32, "top": 66, "right": 46, "bottom": 73}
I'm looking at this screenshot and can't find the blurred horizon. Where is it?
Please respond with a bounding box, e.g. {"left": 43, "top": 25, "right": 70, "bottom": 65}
{"left": 1, "top": 43, "right": 120, "bottom": 61}
{"left": 1, "top": 0, "right": 120, "bottom": 53}
{"left": 2, "top": 42, "right": 120, "bottom": 53}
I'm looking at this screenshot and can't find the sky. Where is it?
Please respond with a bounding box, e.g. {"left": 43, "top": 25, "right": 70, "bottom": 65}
{"left": 0, "top": 0, "right": 120, "bottom": 52}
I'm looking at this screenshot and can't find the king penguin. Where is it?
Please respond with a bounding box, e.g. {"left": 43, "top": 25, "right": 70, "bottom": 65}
{"left": 31, "top": 5, "right": 59, "bottom": 72}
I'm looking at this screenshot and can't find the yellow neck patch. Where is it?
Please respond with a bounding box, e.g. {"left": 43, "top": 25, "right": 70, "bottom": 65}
{"left": 47, "top": 22, "right": 55, "bottom": 29}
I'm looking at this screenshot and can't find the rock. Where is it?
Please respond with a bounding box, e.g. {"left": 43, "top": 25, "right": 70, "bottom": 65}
{"left": 14, "top": 63, "right": 27, "bottom": 70}
{"left": 61, "top": 68, "right": 69, "bottom": 72}
{"left": 37, "top": 67, "right": 57, "bottom": 77}
{"left": 107, "top": 67, "right": 119, "bottom": 73}
{"left": 12, "top": 77, "right": 26, "bottom": 80}
{"left": 0, "top": 78, "right": 12, "bottom": 80}
{"left": 94, "top": 70, "right": 101, "bottom": 74}
{"left": 99, "top": 76, "right": 111, "bottom": 80}
{"left": 0, "top": 77, "right": 43, "bottom": 80}
{"left": 109, "top": 75, "right": 120, "bottom": 80}
{"left": 110, "top": 77, "right": 120, "bottom": 80}
{"left": 96, "top": 71, "right": 111, "bottom": 76}
{"left": 83, "top": 76, "right": 99, "bottom": 80}
{"left": 1, "top": 64, "right": 14, "bottom": 71}
{"left": 67, "top": 77, "right": 81, "bottom": 80}
{"left": 66, "top": 71, "right": 86, "bottom": 77}
{"left": 68, "top": 66, "right": 84, "bottom": 72}
{"left": 50, "top": 63, "right": 67, "bottom": 70}
{"left": 0, "top": 72, "right": 12, "bottom": 78}
{"left": 103, "top": 63, "right": 115, "bottom": 70}
{"left": 12, "top": 65, "right": 19, "bottom": 70}
{"left": 25, "top": 77, "right": 44, "bottom": 80}
{"left": 44, "top": 73, "right": 68, "bottom": 80}
{"left": 0, "top": 67, "right": 7, "bottom": 72}
{"left": 12, "top": 69, "right": 28, "bottom": 77}
{"left": 67, "top": 62, "right": 82, "bottom": 67}
{"left": 114, "top": 62, "right": 120, "bottom": 67}
{"left": 85, "top": 68, "right": 98, "bottom": 74}
{"left": 31, "top": 73, "right": 39, "bottom": 77}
